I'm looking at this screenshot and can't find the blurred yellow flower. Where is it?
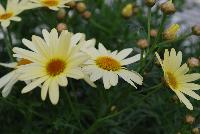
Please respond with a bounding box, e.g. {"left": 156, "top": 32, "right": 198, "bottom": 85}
{"left": 163, "top": 24, "right": 180, "bottom": 40}
{"left": 31, "top": 0, "right": 75, "bottom": 10}
{"left": 156, "top": 48, "right": 200, "bottom": 110}
{"left": 0, "top": 59, "right": 32, "bottom": 97}
{"left": 13, "top": 28, "right": 89, "bottom": 105}
{"left": 0, "top": 0, "right": 38, "bottom": 27}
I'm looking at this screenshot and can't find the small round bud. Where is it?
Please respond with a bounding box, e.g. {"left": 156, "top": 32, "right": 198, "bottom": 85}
{"left": 110, "top": 105, "right": 117, "bottom": 112}
{"left": 65, "top": 1, "right": 76, "bottom": 8}
{"left": 57, "top": 8, "right": 66, "bottom": 20}
{"left": 171, "top": 95, "right": 179, "bottom": 104}
{"left": 192, "top": 128, "right": 200, "bottom": 134}
{"left": 185, "top": 114, "right": 195, "bottom": 124}
{"left": 150, "top": 29, "right": 158, "bottom": 37}
{"left": 192, "top": 25, "right": 200, "bottom": 36}
{"left": 145, "top": 0, "right": 156, "bottom": 7}
{"left": 163, "top": 24, "right": 180, "bottom": 40}
{"left": 82, "top": 10, "right": 92, "bottom": 20}
{"left": 160, "top": 1, "right": 176, "bottom": 15}
{"left": 76, "top": 2, "right": 87, "bottom": 13}
{"left": 137, "top": 39, "right": 149, "bottom": 49}
{"left": 187, "top": 57, "right": 200, "bottom": 68}
{"left": 177, "top": 132, "right": 181, "bottom": 134}
{"left": 121, "top": 4, "right": 133, "bottom": 18}
{"left": 56, "top": 23, "right": 67, "bottom": 32}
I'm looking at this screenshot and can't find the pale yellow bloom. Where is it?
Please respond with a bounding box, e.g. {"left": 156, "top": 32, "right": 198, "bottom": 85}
{"left": 31, "top": 0, "right": 76, "bottom": 10}
{"left": 156, "top": 48, "right": 200, "bottom": 110}
{"left": 13, "top": 28, "right": 90, "bottom": 105}
{"left": 0, "top": 0, "right": 38, "bottom": 27}
{"left": 83, "top": 43, "right": 143, "bottom": 89}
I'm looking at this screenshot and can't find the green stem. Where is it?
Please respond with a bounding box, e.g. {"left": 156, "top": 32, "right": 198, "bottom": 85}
{"left": 147, "top": 7, "right": 151, "bottom": 44}
{"left": 64, "top": 87, "right": 84, "bottom": 131}
{"left": 1, "top": 27, "right": 15, "bottom": 62}
{"left": 84, "top": 83, "right": 162, "bottom": 134}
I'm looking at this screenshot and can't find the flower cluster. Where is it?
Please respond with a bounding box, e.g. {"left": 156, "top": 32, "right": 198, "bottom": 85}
{"left": 0, "top": 0, "right": 200, "bottom": 112}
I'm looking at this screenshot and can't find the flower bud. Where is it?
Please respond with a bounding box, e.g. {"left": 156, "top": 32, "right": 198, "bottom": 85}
{"left": 57, "top": 8, "right": 66, "bottom": 20}
{"left": 171, "top": 95, "right": 179, "bottom": 104}
{"left": 121, "top": 4, "right": 133, "bottom": 18}
{"left": 145, "top": 0, "right": 156, "bottom": 7}
{"left": 76, "top": 2, "right": 87, "bottom": 13}
{"left": 160, "top": 1, "right": 176, "bottom": 15}
{"left": 192, "top": 128, "right": 200, "bottom": 134}
{"left": 192, "top": 25, "right": 200, "bottom": 36}
{"left": 82, "top": 10, "right": 92, "bottom": 20}
{"left": 150, "top": 29, "right": 158, "bottom": 37}
{"left": 137, "top": 39, "right": 149, "bottom": 49}
{"left": 56, "top": 23, "right": 67, "bottom": 32}
{"left": 187, "top": 57, "right": 200, "bottom": 68}
{"left": 65, "top": 1, "right": 76, "bottom": 8}
{"left": 185, "top": 114, "right": 195, "bottom": 124}
{"left": 110, "top": 105, "right": 117, "bottom": 112}
{"left": 163, "top": 24, "right": 180, "bottom": 40}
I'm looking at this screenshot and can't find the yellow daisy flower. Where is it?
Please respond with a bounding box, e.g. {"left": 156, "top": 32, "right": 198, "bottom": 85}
{"left": 31, "top": 0, "right": 75, "bottom": 10}
{"left": 0, "top": 59, "right": 32, "bottom": 97}
{"left": 82, "top": 43, "right": 143, "bottom": 89}
{"left": 0, "top": 0, "right": 38, "bottom": 27}
{"left": 13, "top": 28, "right": 89, "bottom": 105}
{"left": 156, "top": 48, "right": 200, "bottom": 110}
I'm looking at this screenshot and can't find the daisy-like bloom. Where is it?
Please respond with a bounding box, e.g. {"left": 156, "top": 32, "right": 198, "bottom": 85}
{"left": 0, "top": 59, "right": 32, "bottom": 97}
{"left": 82, "top": 43, "right": 143, "bottom": 89}
{"left": 13, "top": 28, "right": 90, "bottom": 105}
{"left": 31, "top": 0, "right": 76, "bottom": 10}
{"left": 0, "top": 0, "right": 38, "bottom": 27}
{"left": 156, "top": 48, "right": 200, "bottom": 110}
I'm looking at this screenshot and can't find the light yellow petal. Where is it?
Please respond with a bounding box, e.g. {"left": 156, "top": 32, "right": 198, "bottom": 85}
{"left": 41, "top": 78, "right": 51, "bottom": 101}
{"left": 181, "top": 89, "right": 200, "bottom": 100}
{"left": 175, "top": 91, "right": 193, "bottom": 110}
{"left": 49, "top": 80, "right": 59, "bottom": 105}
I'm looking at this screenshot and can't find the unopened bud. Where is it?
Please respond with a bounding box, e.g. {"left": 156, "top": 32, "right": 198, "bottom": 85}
{"left": 137, "top": 39, "right": 149, "bottom": 49}
{"left": 82, "top": 10, "right": 92, "bottom": 20}
{"left": 145, "top": 0, "right": 156, "bottom": 7}
{"left": 57, "top": 8, "right": 66, "bottom": 20}
{"left": 122, "top": 4, "right": 133, "bottom": 18}
{"left": 150, "top": 29, "right": 158, "bottom": 37}
{"left": 163, "top": 24, "right": 180, "bottom": 40}
{"left": 160, "top": 1, "right": 176, "bottom": 15}
{"left": 187, "top": 57, "right": 200, "bottom": 68}
{"left": 192, "top": 25, "right": 200, "bottom": 36}
{"left": 192, "top": 128, "right": 200, "bottom": 134}
{"left": 65, "top": 1, "right": 76, "bottom": 8}
{"left": 185, "top": 114, "right": 195, "bottom": 124}
{"left": 110, "top": 105, "right": 117, "bottom": 112}
{"left": 56, "top": 23, "right": 67, "bottom": 32}
{"left": 76, "top": 2, "right": 87, "bottom": 13}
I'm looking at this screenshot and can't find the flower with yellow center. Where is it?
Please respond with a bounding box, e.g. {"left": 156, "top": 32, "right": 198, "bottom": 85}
{"left": 156, "top": 48, "right": 200, "bottom": 110}
{"left": 0, "top": 0, "right": 38, "bottom": 27}
{"left": 82, "top": 43, "right": 143, "bottom": 89}
{"left": 31, "top": 0, "right": 75, "bottom": 10}
{"left": 13, "top": 28, "right": 90, "bottom": 105}
{"left": 0, "top": 59, "right": 32, "bottom": 97}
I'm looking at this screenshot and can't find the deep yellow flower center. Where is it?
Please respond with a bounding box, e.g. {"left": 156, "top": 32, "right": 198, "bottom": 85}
{"left": 96, "top": 56, "right": 121, "bottom": 71}
{"left": 42, "top": 0, "right": 59, "bottom": 6}
{"left": 17, "top": 59, "right": 32, "bottom": 66}
{"left": 166, "top": 72, "right": 178, "bottom": 89}
{"left": 46, "top": 59, "right": 66, "bottom": 76}
{"left": 0, "top": 12, "right": 13, "bottom": 20}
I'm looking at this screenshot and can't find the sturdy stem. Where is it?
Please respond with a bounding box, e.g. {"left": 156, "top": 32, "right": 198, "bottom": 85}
{"left": 64, "top": 87, "right": 84, "bottom": 131}
{"left": 84, "top": 83, "right": 162, "bottom": 134}
{"left": 1, "top": 27, "right": 15, "bottom": 62}
{"left": 147, "top": 7, "right": 151, "bottom": 44}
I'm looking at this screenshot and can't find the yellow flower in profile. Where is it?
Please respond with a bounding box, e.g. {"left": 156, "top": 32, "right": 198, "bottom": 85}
{"left": 156, "top": 48, "right": 200, "bottom": 110}
{"left": 0, "top": 59, "right": 32, "bottom": 97}
{"left": 0, "top": 0, "right": 38, "bottom": 27}
{"left": 31, "top": 0, "right": 75, "bottom": 10}
{"left": 13, "top": 28, "right": 89, "bottom": 105}
{"left": 163, "top": 24, "right": 180, "bottom": 40}
{"left": 83, "top": 43, "right": 143, "bottom": 89}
